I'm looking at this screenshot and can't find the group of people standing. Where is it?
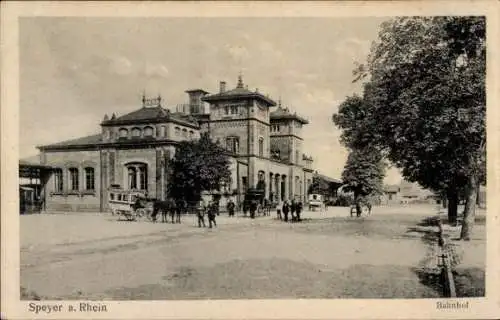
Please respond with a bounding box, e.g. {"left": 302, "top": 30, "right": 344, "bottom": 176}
{"left": 195, "top": 199, "right": 219, "bottom": 229}
{"left": 276, "top": 199, "right": 303, "bottom": 222}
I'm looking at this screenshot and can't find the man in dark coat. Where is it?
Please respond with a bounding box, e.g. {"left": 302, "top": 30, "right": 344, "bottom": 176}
{"left": 227, "top": 199, "right": 235, "bottom": 217}
{"left": 282, "top": 200, "right": 290, "bottom": 222}
{"left": 249, "top": 200, "right": 257, "bottom": 219}
{"left": 208, "top": 201, "right": 217, "bottom": 228}
{"left": 296, "top": 201, "right": 303, "bottom": 222}
{"left": 290, "top": 199, "right": 297, "bottom": 222}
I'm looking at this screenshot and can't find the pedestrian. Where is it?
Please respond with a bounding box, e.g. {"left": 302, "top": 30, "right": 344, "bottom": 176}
{"left": 290, "top": 199, "right": 297, "bottom": 222}
{"left": 208, "top": 201, "right": 217, "bottom": 228}
{"left": 197, "top": 199, "right": 206, "bottom": 228}
{"left": 296, "top": 201, "right": 303, "bottom": 222}
{"left": 276, "top": 199, "right": 282, "bottom": 220}
{"left": 249, "top": 200, "right": 257, "bottom": 219}
{"left": 227, "top": 199, "right": 235, "bottom": 217}
{"left": 282, "top": 200, "right": 290, "bottom": 222}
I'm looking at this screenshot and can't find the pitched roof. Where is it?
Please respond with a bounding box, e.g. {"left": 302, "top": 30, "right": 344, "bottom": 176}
{"left": 101, "top": 106, "right": 199, "bottom": 128}
{"left": 384, "top": 184, "right": 400, "bottom": 193}
{"left": 315, "top": 173, "right": 342, "bottom": 184}
{"left": 202, "top": 76, "right": 277, "bottom": 106}
{"left": 38, "top": 133, "right": 103, "bottom": 149}
{"left": 270, "top": 106, "right": 309, "bottom": 124}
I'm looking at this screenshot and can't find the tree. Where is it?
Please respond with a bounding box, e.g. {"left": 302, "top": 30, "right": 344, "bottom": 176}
{"left": 168, "top": 133, "right": 231, "bottom": 203}
{"left": 341, "top": 147, "right": 385, "bottom": 217}
{"left": 333, "top": 17, "right": 485, "bottom": 239}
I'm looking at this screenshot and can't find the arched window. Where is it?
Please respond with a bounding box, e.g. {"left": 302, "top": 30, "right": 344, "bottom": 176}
{"left": 182, "top": 128, "right": 188, "bottom": 138}
{"left": 258, "top": 171, "right": 265, "bottom": 181}
{"left": 68, "top": 167, "right": 79, "bottom": 191}
{"left": 119, "top": 128, "right": 129, "bottom": 139}
{"left": 189, "top": 130, "right": 194, "bottom": 139}
{"left": 84, "top": 167, "right": 95, "bottom": 190}
{"left": 53, "top": 168, "right": 63, "bottom": 192}
{"left": 125, "top": 163, "right": 148, "bottom": 191}
{"left": 226, "top": 136, "right": 240, "bottom": 153}
{"left": 296, "top": 150, "right": 300, "bottom": 164}
{"left": 127, "top": 167, "right": 137, "bottom": 189}
{"left": 144, "top": 126, "right": 154, "bottom": 137}
{"left": 258, "top": 137, "right": 264, "bottom": 157}
{"left": 160, "top": 125, "right": 166, "bottom": 137}
{"left": 175, "top": 127, "right": 180, "bottom": 136}
{"left": 132, "top": 127, "right": 142, "bottom": 138}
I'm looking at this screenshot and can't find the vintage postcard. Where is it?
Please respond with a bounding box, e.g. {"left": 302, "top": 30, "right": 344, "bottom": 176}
{"left": 1, "top": 1, "right": 499, "bottom": 319}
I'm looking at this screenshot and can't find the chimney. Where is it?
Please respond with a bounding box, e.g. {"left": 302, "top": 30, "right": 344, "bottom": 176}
{"left": 220, "top": 81, "right": 226, "bottom": 93}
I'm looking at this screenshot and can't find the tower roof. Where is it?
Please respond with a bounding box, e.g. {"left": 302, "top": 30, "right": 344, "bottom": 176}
{"left": 185, "top": 89, "right": 209, "bottom": 94}
{"left": 202, "top": 75, "right": 277, "bottom": 106}
{"left": 270, "top": 106, "right": 309, "bottom": 124}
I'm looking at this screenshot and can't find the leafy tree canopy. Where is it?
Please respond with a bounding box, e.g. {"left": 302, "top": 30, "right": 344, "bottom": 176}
{"left": 169, "top": 133, "right": 231, "bottom": 202}
{"left": 341, "top": 147, "right": 386, "bottom": 198}
{"left": 333, "top": 16, "right": 485, "bottom": 194}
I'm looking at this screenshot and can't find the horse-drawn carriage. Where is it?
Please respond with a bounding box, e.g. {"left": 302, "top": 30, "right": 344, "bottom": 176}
{"left": 308, "top": 194, "right": 326, "bottom": 211}
{"left": 108, "top": 189, "right": 151, "bottom": 221}
{"left": 242, "top": 188, "right": 272, "bottom": 217}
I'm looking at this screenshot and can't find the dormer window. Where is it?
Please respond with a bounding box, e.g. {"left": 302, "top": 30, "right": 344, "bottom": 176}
{"left": 131, "top": 127, "right": 142, "bottom": 138}
{"left": 144, "top": 126, "right": 154, "bottom": 137}
{"left": 119, "top": 128, "right": 129, "bottom": 139}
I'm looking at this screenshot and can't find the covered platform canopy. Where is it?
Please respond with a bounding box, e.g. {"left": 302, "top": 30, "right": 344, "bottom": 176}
{"left": 19, "top": 157, "right": 54, "bottom": 213}
{"left": 19, "top": 159, "right": 54, "bottom": 179}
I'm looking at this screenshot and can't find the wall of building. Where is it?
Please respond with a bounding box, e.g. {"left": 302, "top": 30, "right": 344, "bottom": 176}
{"left": 270, "top": 135, "right": 293, "bottom": 162}
{"left": 210, "top": 99, "right": 250, "bottom": 122}
{"left": 114, "top": 148, "right": 157, "bottom": 196}
{"left": 43, "top": 150, "right": 102, "bottom": 212}
{"left": 209, "top": 120, "right": 249, "bottom": 155}
{"left": 251, "top": 100, "right": 271, "bottom": 123}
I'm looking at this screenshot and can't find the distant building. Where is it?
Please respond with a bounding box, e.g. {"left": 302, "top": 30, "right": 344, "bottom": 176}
{"left": 26, "top": 75, "right": 316, "bottom": 212}
{"left": 381, "top": 180, "right": 436, "bottom": 205}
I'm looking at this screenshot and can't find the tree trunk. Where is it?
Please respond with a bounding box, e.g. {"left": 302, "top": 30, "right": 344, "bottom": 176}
{"left": 354, "top": 190, "right": 362, "bottom": 217}
{"left": 460, "top": 174, "right": 478, "bottom": 241}
{"left": 447, "top": 189, "right": 458, "bottom": 225}
{"left": 442, "top": 194, "right": 448, "bottom": 209}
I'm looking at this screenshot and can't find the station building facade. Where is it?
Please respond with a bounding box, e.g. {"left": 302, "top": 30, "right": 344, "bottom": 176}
{"left": 36, "top": 75, "right": 315, "bottom": 212}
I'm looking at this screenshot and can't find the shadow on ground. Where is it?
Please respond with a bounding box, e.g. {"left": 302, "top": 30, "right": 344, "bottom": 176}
{"left": 101, "top": 258, "right": 440, "bottom": 300}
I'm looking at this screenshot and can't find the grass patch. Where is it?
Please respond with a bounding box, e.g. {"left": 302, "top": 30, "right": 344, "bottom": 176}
{"left": 454, "top": 267, "right": 485, "bottom": 297}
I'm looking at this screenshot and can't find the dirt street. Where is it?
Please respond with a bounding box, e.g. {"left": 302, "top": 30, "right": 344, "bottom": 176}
{"left": 20, "top": 205, "right": 485, "bottom": 300}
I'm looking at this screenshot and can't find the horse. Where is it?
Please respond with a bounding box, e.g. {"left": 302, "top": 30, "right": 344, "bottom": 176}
{"left": 149, "top": 198, "right": 176, "bottom": 223}
{"left": 175, "top": 199, "right": 187, "bottom": 224}
{"left": 350, "top": 197, "right": 373, "bottom": 217}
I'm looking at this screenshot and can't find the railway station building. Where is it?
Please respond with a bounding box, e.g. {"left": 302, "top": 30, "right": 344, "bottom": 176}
{"left": 31, "top": 75, "right": 316, "bottom": 212}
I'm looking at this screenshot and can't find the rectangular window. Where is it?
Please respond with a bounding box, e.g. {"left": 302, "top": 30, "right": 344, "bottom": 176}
{"left": 139, "top": 167, "right": 147, "bottom": 190}
{"left": 231, "top": 106, "right": 238, "bottom": 114}
{"left": 225, "top": 106, "right": 229, "bottom": 114}
{"left": 68, "top": 168, "right": 79, "bottom": 191}
{"left": 242, "top": 177, "right": 248, "bottom": 193}
{"left": 85, "top": 167, "right": 95, "bottom": 190}
{"left": 54, "top": 169, "right": 63, "bottom": 192}
{"left": 258, "top": 138, "right": 264, "bottom": 157}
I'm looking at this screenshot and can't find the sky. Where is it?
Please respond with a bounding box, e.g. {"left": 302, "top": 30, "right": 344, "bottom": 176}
{"left": 19, "top": 17, "right": 402, "bottom": 184}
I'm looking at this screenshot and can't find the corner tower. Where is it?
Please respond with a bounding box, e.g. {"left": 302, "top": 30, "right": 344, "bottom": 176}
{"left": 202, "top": 75, "right": 277, "bottom": 188}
